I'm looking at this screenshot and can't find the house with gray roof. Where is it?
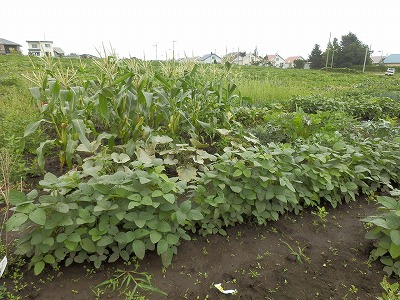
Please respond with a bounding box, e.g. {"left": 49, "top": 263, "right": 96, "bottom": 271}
{"left": 384, "top": 54, "right": 400, "bottom": 66}
{"left": 54, "top": 47, "right": 65, "bottom": 57}
{"left": 0, "top": 38, "right": 21, "bottom": 54}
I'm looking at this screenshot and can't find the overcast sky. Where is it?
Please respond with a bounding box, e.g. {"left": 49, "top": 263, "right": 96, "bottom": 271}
{"left": 1, "top": 0, "right": 398, "bottom": 60}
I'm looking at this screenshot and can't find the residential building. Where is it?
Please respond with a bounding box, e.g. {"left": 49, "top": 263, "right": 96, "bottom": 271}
{"left": 242, "top": 53, "right": 264, "bottom": 66}
{"left": 0, "top": 38, "right": 21, "bottom": 54}
{"left": 383, "top": 54, "right": 400, "bottom": 66}
{"left": 285, "top": 56, "right": 305, "bottom": 68}
{"left": 370, "top": 55, "right": 386, "bottom": 65}
{"left": 264, "top": 54, "right": 286, "bottom": 68}
{"left": 223, "top": 52, "right": 245, "bottom": 65}
{"left": 54, "top": 47, "right": 65, "bottom": 57}
{"left": 199, "top": 52, "right": 221, "bottom": 64}
{"left": 27, "top": 40, "right": 54, "bottom": 57}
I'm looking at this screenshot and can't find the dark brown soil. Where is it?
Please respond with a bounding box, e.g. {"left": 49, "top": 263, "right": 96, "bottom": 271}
{"left": 1, "top": 199, "right": 390, "bottom": 299}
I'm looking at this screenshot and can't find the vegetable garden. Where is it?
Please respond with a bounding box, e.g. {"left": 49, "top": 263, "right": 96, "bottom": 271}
{"left": 1, "top": 54, "right": 400, "bottom": 299}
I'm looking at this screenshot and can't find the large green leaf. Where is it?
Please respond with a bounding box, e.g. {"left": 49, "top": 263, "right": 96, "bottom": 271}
{"left": 187, "top": 209, "right": 203, "bottom": 220}
{"left": 29, "top": 86, "right": 41, "bottom": 100}
{"left": 132, "top": 240, "right": 146, "bottom": 259}
{"left": 389, "top": 243, "right": 400, "bottom": 259}
{"left": 71, "top": 119, "right": 93, "bottom": 152}
{"left": 54, "top": 202, "right": 70, "bottom": 214}
{"left": 8, "top": 190, "right": 28, "bottom": 206}
{"left": 157, "top": 238, "right": 169, "bottom": 255}
{"left": 6, "top": 213, "right": 28, "bottom": 231}
{"left": 24, "top": 119, "right": 45, "bottom": 137}
{"left": 29, "top": 208, "right": 47, "bottom": 226}
{"left": 163, "top": 193, "right": 175, "bottom": 204}
{"left": 150, "top": 230, "right": 162, "bottom": 244}
{"left": 80, "top": 238, "right": 97, "bottom": 253}
{"left": 390, "top": 230, "right": 400, "bottom": 246}
{"left": 36, "top": 139, "right": 56, "bottom": 173}
{"left": 98, "top": 93, "right": 110, "bottom": 122}
{"left": 34, "top": 261, "right": 45, "bottom": 275}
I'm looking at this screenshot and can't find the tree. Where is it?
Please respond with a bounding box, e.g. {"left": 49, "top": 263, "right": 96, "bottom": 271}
{"left": 308, "top": 44, "right": 324, "bottom": 69}
{"left": 293, "top": 59, "right": 305, "bottom": 69}
{"left": 335, "top": 32, "right": 369, "bottom": 68}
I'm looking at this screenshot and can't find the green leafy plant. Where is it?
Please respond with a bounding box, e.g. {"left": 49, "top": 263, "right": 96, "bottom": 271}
{"left": 22, "top": 57, "right": 243, "bottom": 173}
{"left": 362, "top": 191, "right": 400, "bottom": 277}
{"left": 377, "top": 276, "right": 400, "bottom": 300}
{"left": 312, "top": 206, "right": 329, "bottom": 228}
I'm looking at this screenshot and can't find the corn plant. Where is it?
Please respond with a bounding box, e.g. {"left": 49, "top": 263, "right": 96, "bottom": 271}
{"left": 22, "top": 56, "right": 243, "bottom": 173}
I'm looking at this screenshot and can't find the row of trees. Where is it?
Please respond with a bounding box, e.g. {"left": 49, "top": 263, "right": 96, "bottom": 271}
{"left": 308, "top": 32, "right": 371, "bottom": 69}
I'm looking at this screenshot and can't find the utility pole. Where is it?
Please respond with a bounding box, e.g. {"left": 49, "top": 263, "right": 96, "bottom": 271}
{"left": 152, "top": 43, "right": 158, "bottom": 60}
{"left": 325, "top": 32, "right": 331, "bottom": 68}
{"left": 330, "top": 48, "right": 337, "bottom": 68}
{"left": 363, "top": 45, "right": 372, "bottom": 73}
{"left": 172, "top": 40, "right": 177, "bottom": 62}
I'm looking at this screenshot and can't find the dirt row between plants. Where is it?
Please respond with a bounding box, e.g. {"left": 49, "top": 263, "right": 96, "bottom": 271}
{"left": 2, "top": 199, "right": 388, "bottom": 299}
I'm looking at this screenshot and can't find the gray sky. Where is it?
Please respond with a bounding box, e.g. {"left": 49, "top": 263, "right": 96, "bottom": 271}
{"left": 1, "top": 0, "right": 398, "bottom": 59}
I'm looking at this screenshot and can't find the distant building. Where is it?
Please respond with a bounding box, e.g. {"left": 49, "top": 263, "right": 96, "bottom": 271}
{"left": 27, "top": 40, "right": 54, "bottom": 57}
{"left": 223, "top": 52, "right": 245, "bottom": 65}
{"left": 285, "top": 56, "right": 306, "bottom": 68}
{"left": 370, "top": 55, "right": 386, "bottom": 65}
{"left": 383, "top": 54, "right": 400, "bottom": 66}
{"left": 0, "top": 38, "right": 21, "bottom": 54}
{"left": 264, "top": 54, "right": 286, "bottom": 68}
{"left": 54, "top": 47, "right": 65, "bottom": 57}
{"left": 241, "top": 53, "right": 264, "bottom": 66}
{"left": 199, "top": 52, "right": 221, "bottom": 64}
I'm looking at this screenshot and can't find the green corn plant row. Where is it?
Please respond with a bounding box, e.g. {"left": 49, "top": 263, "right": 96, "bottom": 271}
{"left": 23, "top": 58, "right": 244, "bottom": 173}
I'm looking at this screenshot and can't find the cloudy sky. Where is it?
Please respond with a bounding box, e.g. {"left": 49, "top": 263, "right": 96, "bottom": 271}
{"left": 1, "top": 0, "right": 398, "bottom": 59}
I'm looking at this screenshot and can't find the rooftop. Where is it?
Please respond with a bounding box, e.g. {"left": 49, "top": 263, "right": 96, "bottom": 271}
{"left": 0, "top": 38, "right": 21, "bottom": 46}
{"left": 384, "top": 54, "right": 400, "bottom": 64}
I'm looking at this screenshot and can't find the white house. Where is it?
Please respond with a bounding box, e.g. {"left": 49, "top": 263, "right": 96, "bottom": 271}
{"left": 199, "top": 53, "right": 221, "bottom": 64}
{"left": 284, "top": 56, "right": 305, "bottom": 68}
{"left": 26, "top": 40, "right": 54, "bottom": 57}
{"left": 242, "top": 53, "right": 264, "bottom": 66}
{"left": 223, "top": 52, "right": 245, "bottom": 65}
{"left": 264, "top": 54, "right": 286, "bottom": 68}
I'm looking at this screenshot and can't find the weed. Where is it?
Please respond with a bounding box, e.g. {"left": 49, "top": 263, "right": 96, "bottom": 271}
{"left": 281, "top": 240, "right": 311, "bottom": 264}
{"left": 311, "top": 206, "right": 328, "bottom": 228}
{"left": 94, "top": 259, "right": 167, "bottom": 298}
{"left": 377, "top": 276, "right": 400, "bottom": 300}
{"left": 248, "top": 269, "right": 261, "bottom": 278}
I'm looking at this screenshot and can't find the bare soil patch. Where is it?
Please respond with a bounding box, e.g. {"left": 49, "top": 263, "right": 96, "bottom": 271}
{"left": 1, "top": 199, "right": 387, "bottom": 299}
